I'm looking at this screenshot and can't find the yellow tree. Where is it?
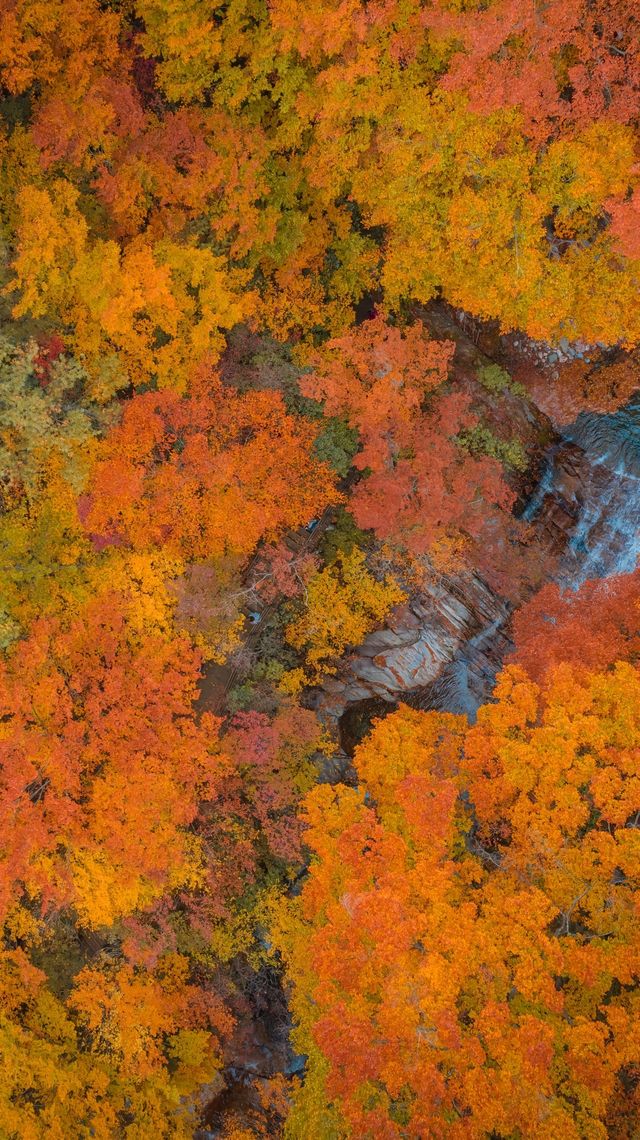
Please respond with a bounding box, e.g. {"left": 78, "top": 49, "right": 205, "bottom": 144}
{"left": 285, "top": 547, "right": 405, "bottom": 680}
{"left": 6, "top": 185, "right": 253, "bottom": 397}
{"left": 0, "top": 947, "right": 232, "bottom": 1140}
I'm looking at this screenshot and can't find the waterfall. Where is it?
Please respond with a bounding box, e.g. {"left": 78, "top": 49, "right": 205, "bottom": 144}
{"left": 522, "top": 396, "right": 640, "bottom": 588}
{"left": 417, "top": 615, "right": 511, "bottom": 719}
{"left": 520, "top": 444, "right": 563, "bottom": 523}
{"left": 565, "top": 394, "right": 640, "bottom": 477}
{"left": 559, "top": 396, "right": 640, "bottom": 586}
{"left": 416, "top": 395, "right": 640, "bottom": 719}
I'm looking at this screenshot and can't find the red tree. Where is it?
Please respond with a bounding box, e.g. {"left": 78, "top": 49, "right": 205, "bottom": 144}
{"left": 302, "top": 316, "right": 514, "bottom": 557}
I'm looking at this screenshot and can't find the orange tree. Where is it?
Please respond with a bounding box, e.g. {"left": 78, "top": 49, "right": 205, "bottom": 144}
{"left": 510, "top": 571, "right": 640, "bottom": 683}
{"left": 301, "top": 316, "right": 514, "bottom": 560}
{"left": 0, "top": 592, "right": 227, "bottom": 930}
{"left": 273, "top": 664, "right": 640, "bottom": 1138}
{"left": 82, "top": 368, "right": 338, "bottom": 561}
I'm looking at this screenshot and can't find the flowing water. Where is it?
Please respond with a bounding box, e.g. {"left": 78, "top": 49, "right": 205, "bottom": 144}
{"left": 559, "top": 395, "right": 640, "bottom": 585}
{"left": 412, "top": 614, "right": 513, "bottom": 720}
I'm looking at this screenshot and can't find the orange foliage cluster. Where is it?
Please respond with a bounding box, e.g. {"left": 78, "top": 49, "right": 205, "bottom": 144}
{"left": 83, "top": 370, "right": 337, "bottom": 560}
{"left": 2, "top": 0, "right": 640, "bottom": 349}
{"left": 303, "top": 317, "right": 514, "bottom": 556}
{"left": 278, "top": 658, "right": 640, "bottom": 1137}
{"left": 510, "top": 571, "right": 640, "bottom": 682}
{"left": 0, "top": 594, "right": 224, "bottom": 929}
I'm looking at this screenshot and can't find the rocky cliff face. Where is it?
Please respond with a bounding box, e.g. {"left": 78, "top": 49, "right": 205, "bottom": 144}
{"left": 320, "top": 573, "right": 512, "bottom": 719}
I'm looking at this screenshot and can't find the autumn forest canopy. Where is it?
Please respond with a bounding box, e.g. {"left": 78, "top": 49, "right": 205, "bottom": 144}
{"left": 0, "top": 0, "right": 640, "bottom": 1136}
